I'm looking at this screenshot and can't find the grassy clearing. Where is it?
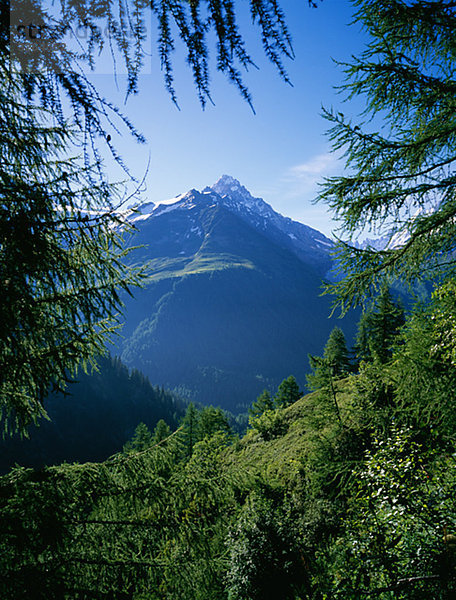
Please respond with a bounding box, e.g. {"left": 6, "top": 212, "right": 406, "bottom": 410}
{"left": 146, "top": 253, "right": 255, "bottom": 282}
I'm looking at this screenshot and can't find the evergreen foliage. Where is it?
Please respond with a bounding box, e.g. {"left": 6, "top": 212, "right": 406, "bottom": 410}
{"left": 123, "top": 422, "right": 153, "bottom": 453}
{"left": 319, "top": 0, "right": 456, "bottom": 310}
{"left": 307, "top": 327, "right": 351, "bottom": 427}
{"left": 180, "top": 402, "right": 200, "bottom": 458}
{"left": 9, "top": 0, "right": 306, "bottom": 129}
{"left": 153, "top": 419, "right": 172, "bottom": 444}
{"left": 0, "top": 70, "right": 143, "bottom": 436}
{"left": 248, "top": 378, "right": 302, "bottom": 440}
{"left": 355, "top": 310, "right": 373, "bottom": 363}
{"left": 0, "top": 355, "right": 185, "bottom": 472}
{"left": 198, "top": 406, "right": 232, "bottom": 440}
{"left": 248, "top": 389, "right": 274, "bottom": 423}
{"left": 2, "top": 309, "right": 456, "bottom": 598}
{"left": 323, "top": 326, "right": 351, "bottom": 375}
{"left": 392, "top": 279, "right": 456, "bottom": 436}
{"left": 307, "top": 326, "right": 351, "bottom": 391}
{"left": 273, "top": 375, "right": 302, "bottom": 408}
{"left": 0, "top": 429, "right": 241, "bottom": 599}
{"left": 179, "top": 403, "right": 233, "bottom": 458}
{"left": 354, "top": 286, "right": 405, "bottom": 364}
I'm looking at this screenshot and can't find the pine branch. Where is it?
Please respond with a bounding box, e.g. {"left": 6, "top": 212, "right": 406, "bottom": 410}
{"left": 360, "top": 574, "right": 441, "bottom": 596}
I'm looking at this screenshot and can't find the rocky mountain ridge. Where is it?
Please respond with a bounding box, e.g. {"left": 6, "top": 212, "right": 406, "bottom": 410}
{"left": 115, "top": 176, "right": 358, "bottom": 411}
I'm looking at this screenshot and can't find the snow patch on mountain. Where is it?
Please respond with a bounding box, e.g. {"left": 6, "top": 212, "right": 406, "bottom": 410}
{"left": 316, "top": 239, "right": 333, "bottom": 248}
{"left": 132, "top": 192, "right": 190, "bottom": 222}
{"left": 355, "top": 227, "right": 412, "bottom": 251}
{"left": 132, "top": 175, "right": 336, "bottom": 272}
{"left": 209, "top": 175, "right": 335, "bottom": 253}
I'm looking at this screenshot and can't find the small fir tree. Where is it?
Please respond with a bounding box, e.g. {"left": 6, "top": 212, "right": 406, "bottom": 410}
{"left": 307, "top": 327, "right": 350, "bottom": 392}
{"left": 354, "top": 286, "right": 405, "bottom": 365}
{"left": 274, "top": 376, "right": 302, "bottom": 408}
{"left": 123, "top": 422, "right": 153, "bottom": 453}
{"left": 307, "top": 327, "right": 351, "bottom": 425}
{"left": 180, "top": 403, "right": 200, "bottom": 458}
{"left": 323, "top": 327, "right": 350, "bottom": 376}
{"left": 153, "top": 419, "right": 171, "bottom": 444}
{"left": 249, "top": 390, "right": 274, "bottom": 423}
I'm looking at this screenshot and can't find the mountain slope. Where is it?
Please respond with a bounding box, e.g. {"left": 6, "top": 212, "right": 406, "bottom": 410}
{"left": 0, "top": 356, "right": 185, "bottom": 472}
{"left": 118, "top": 177, "right": 358, "bottom": 412}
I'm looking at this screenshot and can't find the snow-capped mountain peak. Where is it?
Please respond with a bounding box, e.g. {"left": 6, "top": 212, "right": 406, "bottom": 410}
{"left": 212, "top": 174, "right": 251, "bottom": 198}
{"left": 130, "top": 175, "right": 335, "bottom": 276}
{"left": 210, "top": 175, "right": 269, "bottom": 214}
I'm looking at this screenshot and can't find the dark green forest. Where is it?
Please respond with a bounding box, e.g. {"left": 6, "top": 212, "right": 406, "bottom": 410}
{"left": 0, "top": 355, "right": 186, "bottom": 472}
{"left": 2, "top": 0, "right": 456, "bottom": 598}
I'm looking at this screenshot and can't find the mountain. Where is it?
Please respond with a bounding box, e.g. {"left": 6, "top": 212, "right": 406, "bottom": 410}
{"left": 356, "top": 230, "right": 411, "bottom": 251}
{"left": 117, "top": 176, "right": 359, "bottom": 412}
{"left": 354, "top": 204, "right": 438, "bottom": 252}
{"left": 208, "top": 175, "right": 335, "bottom": 274}
{"left": 129, "top": 175, "right": 335, "bottom": 279}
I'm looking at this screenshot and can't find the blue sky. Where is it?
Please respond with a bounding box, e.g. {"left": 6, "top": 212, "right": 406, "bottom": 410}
{"left": 89, "top": 0, "right": 368, "bottom": 237}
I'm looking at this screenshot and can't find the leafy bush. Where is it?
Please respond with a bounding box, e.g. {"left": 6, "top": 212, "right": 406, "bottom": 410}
{"left": 226, "top": 491, "right": 308, "bottom": 600}
{"left": 250, "top": 409, "right": 287, "bottom": 440}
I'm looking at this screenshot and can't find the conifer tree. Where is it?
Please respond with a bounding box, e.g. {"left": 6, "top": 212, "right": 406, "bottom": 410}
{"left": 392, "top": 279, "right": 456, "bottom": 435}
{"left": 249, "top": 390, "right": 274, "bottom": 422}
{"left": 0, "top": 69, "right": 142, "bottom": 435}
{"left": 319, "top": 0, "right": 456, "bottom": 310}
{"left": 323, "top": 326, "right": 350, "bottom": 376}
{"left": 354, "top": 311, "right": 372, "bottom": 364}
{"left": 153, "top": 419, "right": 171, "bottom": 444}
{"left": 123, "top": 422, "right": 153, "bottom": 452}
{"left": 180, "top": 402, "right": 200, "bottom": 457}
{"left": 307, "top": 327, "right": 351, "bottom": 425}
{"left": 307, "top": 327, "right": 350, "bottom": 391}
{"left": 354, "top": 287, "right": 405, "bottom": 364}
{"left": 274, "top": 376, "right": 302, "bottom": 408}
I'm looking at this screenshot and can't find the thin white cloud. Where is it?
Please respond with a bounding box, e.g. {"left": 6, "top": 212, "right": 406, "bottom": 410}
{"left": 282, "top": 153, "right": 341, "bottom": 200}
{"left": 267, "top": 152, "right": 343, "bottom": 236}
{"left": 287, "top": 153, "right": 338, "bottom": 177}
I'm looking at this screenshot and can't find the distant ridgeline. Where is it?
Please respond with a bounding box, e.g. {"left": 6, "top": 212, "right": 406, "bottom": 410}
{"left": 0, "top": 355, "right": 186, "bottom": 473}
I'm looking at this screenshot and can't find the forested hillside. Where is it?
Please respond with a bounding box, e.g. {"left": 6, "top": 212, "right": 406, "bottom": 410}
{"left": 0, "top": 356, "right": 186, "bottom": 472}
{"left": 2, "top": 292, "right": 456, "bottom": 598}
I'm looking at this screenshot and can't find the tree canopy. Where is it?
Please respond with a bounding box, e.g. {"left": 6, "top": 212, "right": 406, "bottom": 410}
{"left": 355, "top": 286, "right": 405, "bottom": 364}
{"left": 319, "top": 0, "right": 456, "bottom": 310}
{"left": 274, "top": 375, "right": 302, "bottom": 408}
{"left": 9, "top": 0, "right": 309, "bottom": 131}
{"left": 0, "top": 68, "right": 142, "bottom": 435}
{"left": 248, "top": 389, "right": 274, "bottom": 422}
